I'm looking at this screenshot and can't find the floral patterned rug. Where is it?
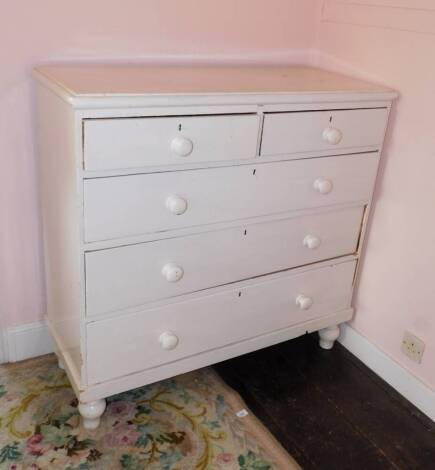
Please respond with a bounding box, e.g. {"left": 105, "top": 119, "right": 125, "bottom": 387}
{"left": 0, "top": 355, "right": 299, "bottom": 469}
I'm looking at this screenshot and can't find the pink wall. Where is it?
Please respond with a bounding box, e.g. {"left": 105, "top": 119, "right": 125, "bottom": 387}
{"left": 0, "top": 1, "right": 318, "bottom": 328}
{"left": 315, "top": 0, "right": 435, "bottom": 390}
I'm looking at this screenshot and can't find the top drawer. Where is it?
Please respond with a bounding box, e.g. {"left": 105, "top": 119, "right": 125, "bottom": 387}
{"left": 83, "top": 114, "right": 260, "bottom": 171}
{"left": 261, "top": 108, "right": 388, "bottom": 157}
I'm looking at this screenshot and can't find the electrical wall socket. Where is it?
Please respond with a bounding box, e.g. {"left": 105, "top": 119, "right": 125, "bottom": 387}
{"left": 401, "top": 331, "right": 425, "bottom": 364}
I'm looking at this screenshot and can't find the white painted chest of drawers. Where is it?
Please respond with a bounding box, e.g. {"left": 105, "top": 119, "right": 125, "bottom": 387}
{"left": 34, "top": 65, "right": 396, "bottom": 429}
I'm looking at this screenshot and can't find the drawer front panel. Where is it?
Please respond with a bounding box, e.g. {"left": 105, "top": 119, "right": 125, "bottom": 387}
{"left": 84, "top": 153, "right": 378, "bottom": 242}
{"left": 86, "top": 260, "right": 356, "bottom": 384}
{"left": 261, "top": 108, "right": 388, "bottom": 156}
{"left": 84, "top": 114, "right": 260, "bottom": 171}
{"left": 85, "top": 207, "right": 363, "bottom": 316}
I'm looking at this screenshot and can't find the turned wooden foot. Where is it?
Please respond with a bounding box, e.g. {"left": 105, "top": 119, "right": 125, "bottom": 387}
{"left": 78, "top": 399, "right": 106, "bottom": 430}
{"left": 318, "top": 325, "right": 340, "bottom": 350}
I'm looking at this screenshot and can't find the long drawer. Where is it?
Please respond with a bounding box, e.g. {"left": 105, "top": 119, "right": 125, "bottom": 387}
{"left": 86, "top": 260, "right": 356, "bottom": 384}
{"left": 84, "top": 153, "right": 378, "bottom": 242}
{"left": 83, "top": 114, "right": 260, "bottom": 171}
{"left": 261, "top": 108, "right": 388, "bottom": 156}
{"left": 85, "top": 206, "right": 363, "bottom": 316}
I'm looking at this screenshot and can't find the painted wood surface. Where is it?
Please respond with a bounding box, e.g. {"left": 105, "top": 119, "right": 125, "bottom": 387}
{"left": 83, "top": 153, "right": 379, "bottom": 242}
{"left": 86, "top": 260, "right": 356, "bottom": 384}
{"left": 34, "top": 65, "right": 393, "bottom": 97}
{"left": 84, "top": 113, "right": 260, "bottom": 170}
{"left": 33, "top": 65, "right": 394, "bottom": 425}
{"left": 85, "top": 206, "right": 363, "bottom": 316}
{"left": 35, "top": 84, "right": 83, "bottom": 381}
{"left": 81, "top": 309, "right": 354, "bottom": 402}
{"left": 261, "top": 107, "right": 388, "bottom": 156}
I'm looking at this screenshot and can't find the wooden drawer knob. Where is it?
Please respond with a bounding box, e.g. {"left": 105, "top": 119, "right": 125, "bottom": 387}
{"left": 322, "top": 127, "right": 343, "bottom": 145}
{"left": 303, "top": 234, "right": 321, "bottom": 250}
{"left": 171, "top": 136, "right": 194, "bottom": 157}
{"left": 161, "top": 263, "right": 184, "bottom": 282}
{"left": 296, "top": 294, "right": 313, "bottom": 310}
{"left": 166, "top": 195, "right": 188, "bottom": 215}
{"left": 159, "top": 331, "right": 179, "bottom": 350}
{"left": 313, "top": 178, "right": 333, "bottom": 195}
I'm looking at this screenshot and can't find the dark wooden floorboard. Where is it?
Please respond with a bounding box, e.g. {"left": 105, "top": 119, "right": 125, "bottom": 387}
{"left": 214, "top": 334, "right": 435, "bottom": 470}
{"left": 279, "top": 339, "right": 435, "bottom": 470}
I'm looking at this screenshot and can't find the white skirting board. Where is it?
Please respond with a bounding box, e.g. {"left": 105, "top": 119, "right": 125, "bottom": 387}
{"left": 0, "top": 320, "right": 54, "bottom": 364}
{"left": 0, "top": 320, "right": 433, "bottom": 421}
{"left": 0, "top": 329, "right": 8, "bottom": 364}
{"left": 339, "top": 324, "right": 435, "bottom": 422}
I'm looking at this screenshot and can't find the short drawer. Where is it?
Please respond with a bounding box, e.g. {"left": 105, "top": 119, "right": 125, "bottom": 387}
{"left": 84, "top": 153, "right": 378, "bottom": 242}
{"left": 86, "top": 260, "right": 356, "bottom": 384}
{"left": 85, "top": 206, "right": 363, "bottom": 316}
{"left": 261, "top": 108, "right": 388, "bottom": 156}
{"left": 83, "top": 114, "right": 260, "bottom": 171}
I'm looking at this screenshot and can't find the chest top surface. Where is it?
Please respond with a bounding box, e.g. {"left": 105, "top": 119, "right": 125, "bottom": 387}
{"left": 33, "top": 64, "right": 397, "bottom": 108}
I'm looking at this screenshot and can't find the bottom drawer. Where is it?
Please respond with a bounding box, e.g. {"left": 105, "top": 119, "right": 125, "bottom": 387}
{"left": 86, "top": 260, "right": 356, "bottom": 384}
